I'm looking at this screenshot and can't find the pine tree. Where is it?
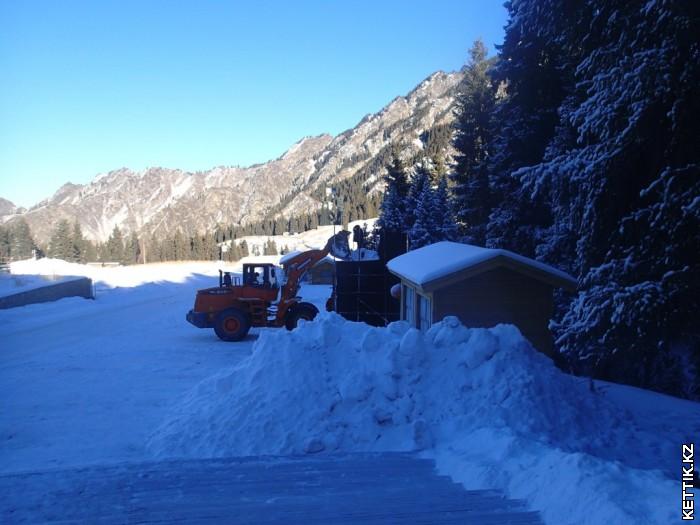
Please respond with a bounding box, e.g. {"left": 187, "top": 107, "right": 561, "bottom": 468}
{"left": 263, "top": 239, "right": 278, "bottom": 256}
{"left": 147, "top": 234, "right": 163, "bottom": 263}
{"left": 406, "top": 165, "right": 430, "bottom": 234}
{"left": 435, "top": 176, "right": 458, "bottom": 242}
{"left": 378, "top": 185, "right": 405, "bottom": 232}
{"left": 125, "top": 233, "right": 141, "bottom": 264}
{"left": 173, "top": 231, "right": 189, "bottom": 261}
{"left": 0, "top": 225, "right": 11, "bottom": 260}
{"left": 239, "top": 240, "right": 249, "bottom": 258}
{"left": 449, "top": 40, "right": 497, "bottom": 246}
{"left": 378, "top": 152, "right": 411, "bottom": 232}
{"left": 478, "top": 0, "right": 700, "bottom": 398}
{"left": 71, "top": 222, "right": 87, "bottom": 263}
{"left": 485, "top": 0, "right": 575, "bottom": 256}
{"left": 547, "top": 0, "right": 700, "bottom": 398}
{"left": 385, "top": 153, "right": 410, "bottom": 198}
{"left": 106, "top": 226, "right": 124, "bottom": 263}
{"left": 10, "top": 219, "right": 35, "bottom": 259}
{"left": 49, "top": 219, "right": 73, "bottom": 260}
{"left": 204, "top": 232, "right": 218, "bottom": 261}
{"left": 83, "top": 239, "right": 98, "bottom": 263}
{"left": 409, "top": 176, "right": 441, "bottom": 250}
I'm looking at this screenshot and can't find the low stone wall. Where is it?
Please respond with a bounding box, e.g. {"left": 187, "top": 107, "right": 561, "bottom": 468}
{"left": 0, "top": 277, "right": 94, "bottom": 309}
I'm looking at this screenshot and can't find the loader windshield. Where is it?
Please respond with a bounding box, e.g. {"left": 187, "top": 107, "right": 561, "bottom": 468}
{"left": 243, "top": 264, "right": 278, "bottom": 288}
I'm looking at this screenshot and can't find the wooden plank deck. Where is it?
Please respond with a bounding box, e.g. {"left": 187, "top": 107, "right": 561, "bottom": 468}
{"left": 0, "top": 453, "right": 543, "bottom": 524}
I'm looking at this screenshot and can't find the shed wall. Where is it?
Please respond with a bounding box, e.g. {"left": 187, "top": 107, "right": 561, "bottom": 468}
{"left": 309, "top": 261, "right": 334, "bottom": 285}
{"left": 431, "top": 267, "right": 554, "bottom": 356}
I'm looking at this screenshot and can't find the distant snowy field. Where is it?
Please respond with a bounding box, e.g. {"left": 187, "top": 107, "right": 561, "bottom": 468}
{"left": 1, "top": 256, "right": 697, "bottom": 525}
{"left": 224, "top": 218, "right": 377, "bottom": 255}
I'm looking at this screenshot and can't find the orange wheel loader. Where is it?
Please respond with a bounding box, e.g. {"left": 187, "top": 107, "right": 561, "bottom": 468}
{"left": 186, "top": 231, "right": 350, "bottom": 341}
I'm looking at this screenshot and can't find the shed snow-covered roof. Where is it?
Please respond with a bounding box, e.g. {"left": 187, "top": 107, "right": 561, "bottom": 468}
{"left": 279, "top": 250, "right": 303, "bottom": 265}
{"left": 387, "top": 241, "right": 576, "bottom": 292}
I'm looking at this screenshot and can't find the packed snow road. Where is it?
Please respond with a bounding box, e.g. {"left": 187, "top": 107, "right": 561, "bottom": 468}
{"left": 0, "top": 453, "right": 543, "bottom": 524}
{"left": 0, "top": 268, "right": 327, "bottom": 474}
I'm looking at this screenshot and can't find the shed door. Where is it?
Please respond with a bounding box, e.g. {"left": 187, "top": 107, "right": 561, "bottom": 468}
{"left": 417, "top": 293, "right": 431, "bottom": 331}
{"left": 403, "top": 285, "right": 416, "bottom": 327}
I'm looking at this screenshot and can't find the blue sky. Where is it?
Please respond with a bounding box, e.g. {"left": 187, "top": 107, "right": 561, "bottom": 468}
{"left": 0, "top": 1, "right": 507, "bottom": 208}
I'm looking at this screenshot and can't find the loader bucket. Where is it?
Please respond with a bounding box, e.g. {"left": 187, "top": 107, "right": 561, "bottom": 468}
{"left": 328, "top": 230, "right": 352, "bottom": 260}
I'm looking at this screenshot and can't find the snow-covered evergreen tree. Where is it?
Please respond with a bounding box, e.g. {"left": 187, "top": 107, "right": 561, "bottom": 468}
{"left": 105, "top": 225, "right": 125, "bottom": 263}
{"left": 0, "top": 226, "right": 11, "bottom": 260}
{"left": 408, "top": 168, "right": 456, "bottom": 249}
{"left": 435, "top": 176, "right": 458, "bottom": 242}
{"left": 484, "top": 0, "right": 578, "bottom": 257}
{"left": 409, "top": 181, "right": 437, "bottom": 250}
{"left": 405, "top": 165, "right": 430, "bottom": 232}
{"left": 450, "top": 39, "right": 496, "bottom": 246}
{"left": 550, "top": 1, "right": 700, "bottom": 398}
{"left": 484, "top": 0, "right": 700, "bottom": 397}
{"left": 125, "top": 233, "right": 141, "bottom": 264}
{"left": 48, "top": 219, "right": 73, "bottom": 260}
{"left": 378, "top": 185, "right": 405, "bottom": 232}
{"left": 10, "top": 219, "right": 35, "bottom": 259}
{"left": 71, "top": 222, "right": 88, "bottom": 263}
{"left": 378, "top": 154, "right": 410, "bottom": 232}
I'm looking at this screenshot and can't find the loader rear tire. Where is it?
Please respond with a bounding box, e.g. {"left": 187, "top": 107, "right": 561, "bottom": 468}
{"left": 285, "top": 302, "right": 319, "bottom": 331}
{"left": 214, "top": 308, "right": 250, "bottom": 342}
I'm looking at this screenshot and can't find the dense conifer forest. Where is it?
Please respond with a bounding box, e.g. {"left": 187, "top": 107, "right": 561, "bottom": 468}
{"left": 380, "top": 0, "right": 699, "bottom": 399}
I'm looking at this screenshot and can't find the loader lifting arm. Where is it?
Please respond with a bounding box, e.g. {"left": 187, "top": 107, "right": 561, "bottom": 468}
{"left": 279, "top": 231, "right": 350, "bottom": 303}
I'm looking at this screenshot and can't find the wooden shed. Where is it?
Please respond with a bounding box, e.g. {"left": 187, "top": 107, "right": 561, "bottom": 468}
{"left": 308, "top": 257, "right": 335, "bottom": 285}
{"left": 386, "top": 242, "right": 577, "bottom": 357}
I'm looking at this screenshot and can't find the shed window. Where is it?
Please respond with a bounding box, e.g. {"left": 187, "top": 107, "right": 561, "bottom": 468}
{"left": 403, "top": 285, "right": 415, "bottom": 326}
{"left": 417, "top": 293, "right": 431, "bottom": 331}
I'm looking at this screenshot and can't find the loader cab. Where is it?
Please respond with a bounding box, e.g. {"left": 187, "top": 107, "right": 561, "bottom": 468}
{"left": 242, "top": 263, "right": 278, "bottom": 288}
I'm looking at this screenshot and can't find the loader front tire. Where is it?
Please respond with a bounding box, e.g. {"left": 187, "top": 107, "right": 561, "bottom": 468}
{"left": 214, "top": 308, "right": 250, "bottom": 342}
{"left": 285, "top": 302, "right": 319, "bottom": 331}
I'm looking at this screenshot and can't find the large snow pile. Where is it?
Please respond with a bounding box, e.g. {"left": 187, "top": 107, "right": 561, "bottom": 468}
{"left": 149, "top": 313, "right": 695, "bottom": 524}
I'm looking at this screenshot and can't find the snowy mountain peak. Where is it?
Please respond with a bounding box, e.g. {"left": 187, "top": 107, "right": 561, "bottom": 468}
{"left": 0, "top": 197, "right": 21, "bottom": 221}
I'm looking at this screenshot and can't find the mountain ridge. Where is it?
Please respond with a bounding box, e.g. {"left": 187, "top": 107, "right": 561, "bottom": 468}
{"left": 5, "top": 70, "right": 462, "bottom": 244}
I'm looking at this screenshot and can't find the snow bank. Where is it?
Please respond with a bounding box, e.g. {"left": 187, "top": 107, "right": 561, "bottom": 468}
{"left": 0, "top": 272, "right": 81, "bottom": 298}
{"left": 9, "top": 258, "right": 226, "bottom": 289}
{"left": 149, "top": 314, "right": 696, "bottom": 525}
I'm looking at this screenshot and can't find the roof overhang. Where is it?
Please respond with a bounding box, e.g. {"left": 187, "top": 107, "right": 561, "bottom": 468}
{"left": 388, "top": 254, "right": 577, "bottom": 293}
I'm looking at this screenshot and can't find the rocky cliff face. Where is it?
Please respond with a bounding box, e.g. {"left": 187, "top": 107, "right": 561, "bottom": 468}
{"left": 0, "top": 198, "right": 22, "bottom": 220}
{"left": 12, "top": 70, "right": 461, "bottom": 244}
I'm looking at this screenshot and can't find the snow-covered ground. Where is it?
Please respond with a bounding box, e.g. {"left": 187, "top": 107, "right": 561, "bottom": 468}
{"left": 147, "top": 314, "right": 698, "bottom": 525}
{"left": 0, "top": 258, "right": 330, "bottom": 473}
{"left": 1, "top": 258, "right": 697, "bottom": 524}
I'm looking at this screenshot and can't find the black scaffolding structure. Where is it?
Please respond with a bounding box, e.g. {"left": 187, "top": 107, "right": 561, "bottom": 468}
{"left": 333, "top": 230, "right": 406, "bottom": 327}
